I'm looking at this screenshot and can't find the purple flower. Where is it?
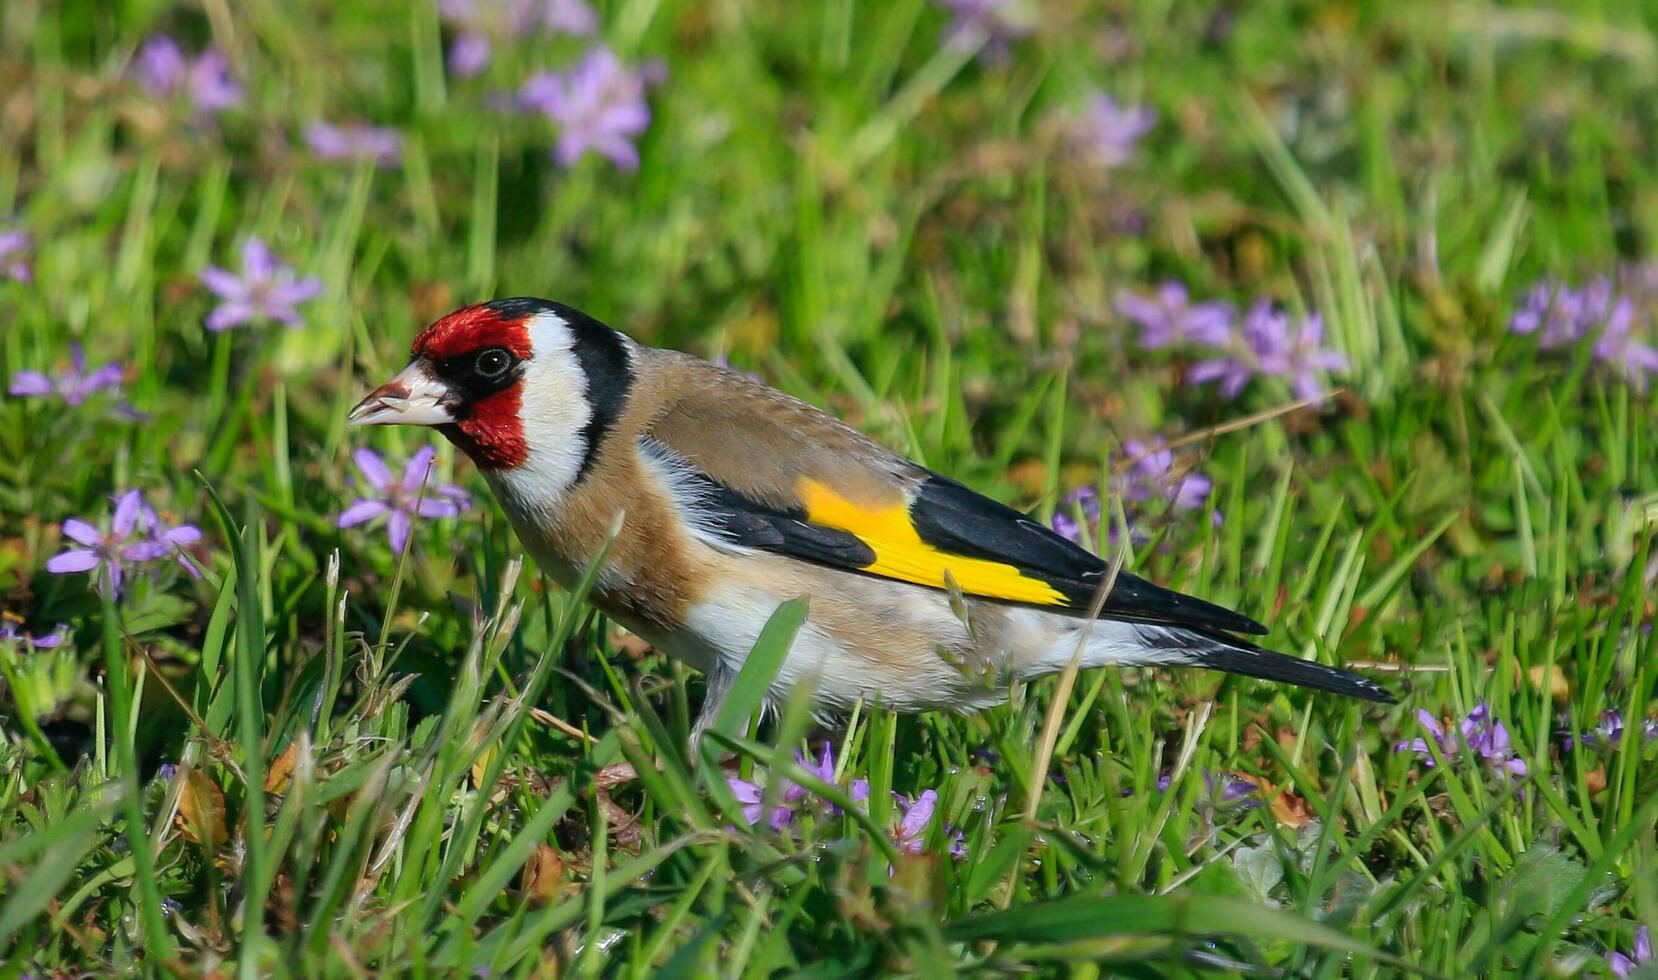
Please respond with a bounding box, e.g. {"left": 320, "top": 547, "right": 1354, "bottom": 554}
{"left": 1460, "top": 703, "right": 1528, "bottom": 777}
{"left": 155, "top": 763, "right": 178, "bottom": 782}
{"left": 9, "top": 344, "right": 125, "bottom": 405}
{"left": 199, "top": 238, "right": 323, "bottom": 332}
{"left": 1509, "top": 278, "right": 1615, "bottom": 349}
{"left": 535, "top": 0, "right": 599, "bottom": 34}
{"left": 46, "top": 491, "right": 202, "bottom": 597}
{"left": 0, "top": 619, "right": 70, "bottom": 650}
{"left": 1393, "top": 702, "right": 1528, "bottom": 779}
{"left": 134, "top": 35, "right": 188, "bottom": 94}
{"left": 1564, "top": 709, "right": 1625, "bottom": 751}
{"left": 1608, "top": 925, "right": 1653, "bottom": 978}
{"left": 439, "top": 0, "right": 597, "bottom": 77}
{"left": 1562, "top": 709, "right": 1658, "bottom": 750}
{"left": 799, "top": 741, "right": 837, "bottom": 784}
{"left": 1395, "top": 708, "right": 1458, "bottom": 763}
{"left": 136, "top": 506, "right": 205, "bottom": 579}
{"left": 1051, "top": 486, "right": 1101, "bottom": 544}
{"left": 1067, "top": 94, "right": 1156, "bottom": 170}
{"left": 447, "top": 34, "right": 494, "bottom": 77}
{"left": 728, "top": 775, "right": 797, "bottom": 830}
{"left": 183, "top": 50, "right": 242, "bottom": 112}
{"left": 1116, "top": 438, "right": 1213, "bottom": 514}
{"left": 1151, "top": 768, "right": 1261, "bottom": 812}
{"left": 132, "top": 35, "right": 242, "bottom": 114}
{"left": 1116, "top": 281, "right": 1233, "bottom": 350}
{"left": 520, "top": 46, "right": 657, "bottom": 170}
{"left": 1511, "top": 274, "right": 1658, "bottom": 389}
{"left": 1190, "top": 301, "right": 1346, "bottom": 400}
{"left": 304, "top": 121, "right": 404, "bottom": 167}
{"left": 889, "top": 789, "right": 968, "bottom": 858}
{"left": 1593, "top": 297, "right": 1658, "bottom": 390}
{"left": 0, "top": 229, "right": 31, "bottom": 283}
{"left": 1051, "top": 441, "right": 1217, "bottom": 546}
{"left": 725, "top": 742, "right": 837, "bottom": 829}
{"left": 934, "top": 0, "right": 1033, "bottom": 61}
{"left": 892, "top": 790, "right": 938, "bottom": 855}
{"left": 337, "top": 446, "right": 471, "bottom": 554}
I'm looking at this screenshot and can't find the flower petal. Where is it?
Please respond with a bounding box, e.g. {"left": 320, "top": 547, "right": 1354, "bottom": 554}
{"left": 242, "top": 237, "right": 277, "bottom": 281}
{"left": 386, "top": 510, "right": 412, "bottom": 554}
{"left": 415, "top": 498, "right": 462, "bottom": 519}
{"left": 112, "top": 491, "right": 145, "bottom": 537}
{"left": 338, "top": 499, "right": 389, "bottom": 528}
{"left": 353, "top": 448, "right": 395, "bottom": 491}
{"left": 60, "top": 518, "right": 103, "bottom": 546}
{"left": 159, "top": 524, "right": 203, "bottom": 546}
{"left": 270, "top": 278, "right": 323, "bottom": 307}
{"left": 9, "top": 371, "right": 54, "bottom": 397}
{"left": 122, "top": 541, "right": 170, "bottom": 562}
{"left": 401, "top": 445, "right": 438, "bottom": 494}
{"left": 31, "top": 626, "right": 70, "bottom": 649}
{"left": 46, "top": 549, "right": 102, "bottom": 573}
{"left": 199, "top": 266, "right": 246, "bottom": 298}
{"left": 205, "top": 302, "right": 254, "bottom": 332}
{"left": 897, "top": 790, "right": 937, "bottom": 842}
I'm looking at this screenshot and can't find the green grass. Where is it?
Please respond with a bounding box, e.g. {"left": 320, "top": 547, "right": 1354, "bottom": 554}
{"left": 2, "top": 0, "right": 1657, "bottom": 974}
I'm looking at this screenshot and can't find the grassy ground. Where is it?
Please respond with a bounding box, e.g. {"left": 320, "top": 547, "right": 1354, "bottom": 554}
{"left": 2, "top": 0, "right": 1656, "bottom": 974}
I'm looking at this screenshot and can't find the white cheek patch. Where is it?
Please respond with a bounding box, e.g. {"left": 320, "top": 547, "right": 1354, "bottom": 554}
{"left": 488, "top": 311, "right": 592, "bottom": 517}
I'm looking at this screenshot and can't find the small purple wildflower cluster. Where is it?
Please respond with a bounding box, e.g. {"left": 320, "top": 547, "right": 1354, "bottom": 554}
{"left": 9, "top": 344, "right": 125, "bottom": 407}
{"left": 199, "top": 238, "right": 323, "bottom": 332}
{"left": 439, "top": 0, "right": 598, "bottom": 77}
{"left": 519, "top": 47, "right": 662, "bottom": 171}
{"left": 728, "top": 743, "right": 842, "bottom": 830}
{"left": 0, "top": 618, "right": 71, "bottom": 651}
{"left": 304, "top": 121, "right": 405, "bottom": 167}
{"left": 46, "top": 490, "right": 203, "bottom": 598}
{"left": 1063, "top": 93, "right": 1156, "bottom": 170}
{"left": 1117, "top": 282, "right": 1348, "bottom": 401}
{"left": 132, "top": 35, "right": 243, "bottom": 116}
{"left": 1153, "top": 768, "right": 1261, "bottom": 811}
{"left": 0, "top": 228, "right": 32, "bottom": 283}
{"left": 1509, "top": 274, "right": 1658, "bottom": 389}
{"left": 1608, "top": 925, "right": 1653, "bottom": 978}
{"left": 727, "top": 744, "right": 967, "bottom": 859}
{"left": 934, "top": 0, "right": 1034, "bottom": 62}
{"left": 1051, "top": 437, "right": 1217, "bottom": 546}
{"left": 338, "top": 446, "right": 472, "bottom": 554}
{"left": 1393, "top": 703, "right": 1527, "bottom": 780}
{"left": 1560, "top": 709, "right": 1658, "bottom": 752}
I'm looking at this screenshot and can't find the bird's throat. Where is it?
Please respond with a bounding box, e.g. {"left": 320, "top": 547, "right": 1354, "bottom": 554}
{"left": 440, "top": 386, "right": 529, "bottom": 471}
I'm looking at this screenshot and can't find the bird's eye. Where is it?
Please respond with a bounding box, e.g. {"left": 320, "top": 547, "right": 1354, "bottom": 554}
{"left": 474, "top": 348, "right": 513, "bottom": 379}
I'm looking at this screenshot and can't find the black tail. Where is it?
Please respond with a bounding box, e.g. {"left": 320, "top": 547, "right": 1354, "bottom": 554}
{"left": 1145, "top": 625, "right": 1396, "bottom": 704}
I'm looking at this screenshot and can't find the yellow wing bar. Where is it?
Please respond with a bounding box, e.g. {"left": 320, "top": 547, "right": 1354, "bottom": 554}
{"left": 795, "top": 478, "right": 1067, "bottom": 606}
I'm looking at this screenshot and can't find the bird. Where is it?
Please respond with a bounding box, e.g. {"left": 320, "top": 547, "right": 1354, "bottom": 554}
{"left": 349, "top": 297, "right": 1394, "bottom": 734}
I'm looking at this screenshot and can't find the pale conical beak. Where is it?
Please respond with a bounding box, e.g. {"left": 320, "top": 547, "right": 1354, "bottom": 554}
{"left": 348, "top": 360, "right": 457, "bottom": 427}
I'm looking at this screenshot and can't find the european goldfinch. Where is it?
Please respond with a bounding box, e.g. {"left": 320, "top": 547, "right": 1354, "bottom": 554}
{"left": 350, "top": 298, "right": 1394, "bottom": 731}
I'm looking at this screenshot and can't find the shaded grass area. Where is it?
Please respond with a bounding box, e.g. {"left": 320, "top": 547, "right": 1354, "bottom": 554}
{"left": 1, "top": 0, "right": 1656, "bottom": 973}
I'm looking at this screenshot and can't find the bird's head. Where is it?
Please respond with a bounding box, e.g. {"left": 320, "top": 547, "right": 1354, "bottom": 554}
{"left": 350, "top": 297, "right": 632, "bottom": 489}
